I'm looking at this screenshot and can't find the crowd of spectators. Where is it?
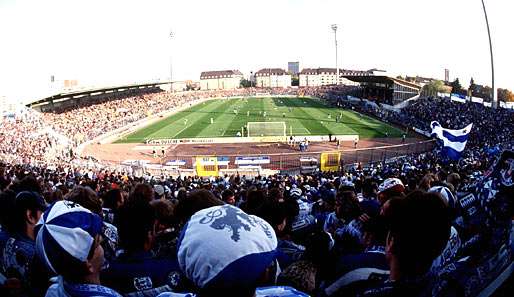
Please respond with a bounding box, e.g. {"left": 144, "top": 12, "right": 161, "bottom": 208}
{"left": 0, "top": 110, "right": 70, "bottom": 165}
{"left": 0, "top": 87, "right": 304, "bottom": 165}
{"left": 334, "top": 95, "right": 514, "bottom": 152}
{"left": 0, "top": 144, "right": 512, "bottom": 297}
{"left": 0, "top": 86, "right": 513, "bottom": 297}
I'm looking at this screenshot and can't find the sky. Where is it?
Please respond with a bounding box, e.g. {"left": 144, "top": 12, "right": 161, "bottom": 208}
{"left": 0, "top": 0, "right": 513, "bottom": 103}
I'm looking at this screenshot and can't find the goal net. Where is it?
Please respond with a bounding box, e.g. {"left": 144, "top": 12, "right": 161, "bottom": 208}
{"left": 247, "top": 122, "right": 286, "bottom": 137}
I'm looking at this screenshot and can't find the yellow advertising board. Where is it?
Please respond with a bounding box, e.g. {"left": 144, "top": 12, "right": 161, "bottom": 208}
{"left": 320, "top": 152, "right": 341, "bottom": 172}
{"left": 195, "top": 156, "right": 219, "bottom": 177}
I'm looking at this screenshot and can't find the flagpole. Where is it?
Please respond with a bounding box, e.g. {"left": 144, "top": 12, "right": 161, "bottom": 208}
{"left": 480, "top": 0, "right": 496, "bottom": 108}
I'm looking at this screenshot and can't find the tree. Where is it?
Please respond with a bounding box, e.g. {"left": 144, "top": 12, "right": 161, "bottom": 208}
{"left": 450, "top": 78, "right": 462, "bottom": 94}
{"left": 423, "top": 80, "right": 447, "bottom": 96}
{"left": 291, "top": 77, "right": 299, "bottom": 86}
{"left": 498, "top": 88, "right": 514, "bottom": 102}
{"left": 240, "top": 79, "right": 252, "bottom": 88}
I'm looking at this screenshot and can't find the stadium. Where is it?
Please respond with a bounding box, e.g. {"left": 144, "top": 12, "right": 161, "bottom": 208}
{"left": 0, "top": 1, "right": 513, "bottom": 297}
{"left": 53, "top": 87, "right": 431, "bottom": 178}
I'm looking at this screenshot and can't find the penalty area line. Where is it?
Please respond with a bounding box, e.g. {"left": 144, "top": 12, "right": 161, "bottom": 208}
{"left": 171, "top": 124, "right": 191, "bottom": 138}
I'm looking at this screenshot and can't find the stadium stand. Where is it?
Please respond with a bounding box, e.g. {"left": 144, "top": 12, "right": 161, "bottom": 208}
{"left": 0, "top": 86, "right": 512, "bottom": 296}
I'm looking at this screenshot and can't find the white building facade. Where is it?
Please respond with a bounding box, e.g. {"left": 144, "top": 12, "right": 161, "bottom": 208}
{"left": 299, "top": 68, "right": 370, "bottom": 87}
{"left": 200, "top": 70, "right": 243, "bottom": 90}
{"left": 255, "top": 68, "right": 291, "bottom": 88}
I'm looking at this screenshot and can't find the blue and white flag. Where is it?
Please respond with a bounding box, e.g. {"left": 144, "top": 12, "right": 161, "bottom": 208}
{"left": 431, "top": 121, "right": 472, "bottom": 160}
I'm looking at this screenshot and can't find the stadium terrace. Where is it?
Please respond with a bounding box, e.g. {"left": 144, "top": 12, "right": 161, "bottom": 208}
{"left": 0, "top": 85, "right": 513, "bottom": 297}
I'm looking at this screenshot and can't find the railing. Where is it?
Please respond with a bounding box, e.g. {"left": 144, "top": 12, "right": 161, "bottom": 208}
{"left": 95, "top": 140, "right": 436, "bottom": 177}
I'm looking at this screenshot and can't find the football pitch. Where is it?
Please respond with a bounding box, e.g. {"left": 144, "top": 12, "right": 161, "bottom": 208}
{"left": 115, "top": 97, "right": 404, "bottom": 143}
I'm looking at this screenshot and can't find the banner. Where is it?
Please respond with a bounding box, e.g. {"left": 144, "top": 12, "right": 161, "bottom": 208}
{"left": 320, "top": 152, "right": 341, "bottom": 172}
{"left": 235, "top": 156, "right": 270, "bottom": 165}
{"left": 195, "top": 156, "right": 219, "bottom": 177}
{"left": 165, "top": 160, "right": 186, "bottom": 166}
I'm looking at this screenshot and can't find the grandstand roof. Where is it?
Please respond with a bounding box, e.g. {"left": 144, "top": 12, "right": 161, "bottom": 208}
{"left": 200, "top": 70, "right": 243, "bottom": 79}
{"left": 255, "top": 68, "right": 288, "bottom": 76}
{"left": 300, "top": 68, "right": 373, "bottom": 76}
{"left": 26, "top": 81, "right": 168, "bottom": 107}
{"left": 344, "top": 75, "right": 421, "bottom": 90}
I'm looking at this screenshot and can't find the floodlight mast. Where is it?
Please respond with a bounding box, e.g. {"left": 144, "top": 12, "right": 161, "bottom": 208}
{"left": 480, "top": 0, "right": 496, "bottom": 108}
{"left": 169, "top": 31, "right": 174, "bottom": 92}
{"left": 331, "top": 24, "right": 339, "bottom": 85}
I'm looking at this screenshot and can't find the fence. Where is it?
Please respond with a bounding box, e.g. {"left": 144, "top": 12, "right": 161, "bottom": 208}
{"left": 108, "top": 139, "right": 436, "bottom": 177}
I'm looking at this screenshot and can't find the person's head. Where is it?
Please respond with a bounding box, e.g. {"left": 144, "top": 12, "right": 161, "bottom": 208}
{"left": 428, "top": 186, "right": 456, "bottom": 210}
{"left": 153, "top": 185, "right": 165, "bottom": 199}
{"left": 0, "top": 189, "right": 16, "bottom": 229}
{"left": 129, "top": 183, "right": 154, "bottom": 203}
{"left": 361, "top": 178, "right": 377, "bottom": 199}
{"left": 383, "top": 190, "right": 451, "bottom": 279}
{"left": 150, "top": 199, "right": 175, "bottom": 233}
{"left": 244, "top": 189, "right": 267, "bottom": 215}
{"left": 177, "top": 205, "right": 278, "bottom": 297}
{"left": 221, "top": 189, "right": 235, "bottom": 205}
{"left": 255, "top": 201, "right": 288, "bottom": 237}
{"left": 338, "top": 180, "right": 355, "bottom": 193}
{"left": 268, "top": 187, "right": 284, "bottom": 203}
{"left": 418, "top": 173, "right": 437, "bottom": 192}
{"left": 35, "top": 200, "right": 104, "bottom": 284}
{"left": 117, "top": 200, "right": 156, "bottom": 253}
{"left": 10, "top": 191, "right": 47, "bottom": 239}
{"left": 361, "top": 216, "right": 388, "bottom": 247}
{"left": 335, "top": 190, "right": 362, "bottom": 221}
{"left": 174, "top": 189, "right": 223, "bottom": 224}
{"left": 377, "top": 178, "right": 405, "bottom": 205}
{"left": 302, "top": 229, "right": 334, "bottom": 266}
{"left": 10, "top": 175, "right": 42, "bottom": 194}
{"left": 65, "top": 186, "right": 102, "bottom": 215}
{"left": 446, "top": 173, "right": 461, "bottom": 191}
{"left": 102, "top": 188, "right": 125, "bottom": 210}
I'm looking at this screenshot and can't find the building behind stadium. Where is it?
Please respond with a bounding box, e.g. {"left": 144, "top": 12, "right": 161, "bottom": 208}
{"left": 200, "top": 70, "right": 244, "bottom": 90}
{"left": 299, "top": 68, "right": 369, "bottom": 87}
{"left": 255, "top": 68, "right": 292, "bottom": 88}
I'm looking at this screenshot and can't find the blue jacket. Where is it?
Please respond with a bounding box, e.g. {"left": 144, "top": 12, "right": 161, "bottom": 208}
{"left": 101, "top": 250, "right": 183, "bottom": 296}
{"left": 2, "top": 233, "right": 35, "bottom": 285}
{"left": 45, "top": 276, "right": 122, "bottom": 297}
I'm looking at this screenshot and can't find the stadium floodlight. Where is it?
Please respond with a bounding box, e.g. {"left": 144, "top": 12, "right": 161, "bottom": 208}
{"left": 331, "top": 24, "right": 339, "bottom": 85}
{"left": 247, "top": 122, "right": 286, "bottom": 137}
{"left": 169, "top": 30, "right": 174, "bottom": 92}
{"left": 480, "top": 0, "right": 496, "bottom": 109}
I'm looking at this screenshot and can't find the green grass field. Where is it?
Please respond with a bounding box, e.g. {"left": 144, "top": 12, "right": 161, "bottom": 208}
{"left": 115, "top": 97, "right": 404, "bottom": 143}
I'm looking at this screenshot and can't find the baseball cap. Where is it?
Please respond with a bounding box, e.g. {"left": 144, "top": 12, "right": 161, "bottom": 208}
{"left": 177, "top": 205, "right": 277, "bottom": 289}
{"left": 154, "top": 185, "right": 165, "bottom": 196}
{"left": 428, "top": 186, "right": 456, "bottom": 209}
{"left": 377, "top": 178, "right": 405, "bottom": 195}
{"left": 15, "top": 191, "right": 47, "bottom": 212}
{"left": 290, "top": 188, "right": 302, "bottom": 198}
{"left": 35, "top": 200, "right": 103, "bottom": 275}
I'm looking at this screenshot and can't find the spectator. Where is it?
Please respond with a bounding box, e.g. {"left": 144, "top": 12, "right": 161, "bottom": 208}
{"left": 359, "top": 190, "right": 451, "bottom": 296}
{"left": 154, "top": 185, "right": 165, "bottom": 200}
{"left": 102, "top": 188, "right": 125, "bottom": 225}
{"left": 2, "top": 191, "right": 46, "bottom": 291}
{"left": 35, "top": 200, "right": 122, "bottom": 297}
{"left": 65, "top": 186, "right": 119, "bottom": 265}
{"left": 376, "top": 178, "right": 405, "bottom": 205}
{"left": 221, "top": 189, "right": 235, "bottom": 205}
{"left": 159, "top": 204, "right": 307, "bottom": 297}
{"left": 102, "top": 200, "right": 183, "bottom": 295}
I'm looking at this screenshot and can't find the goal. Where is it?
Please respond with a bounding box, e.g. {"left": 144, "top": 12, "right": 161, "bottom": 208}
{"left": 247, "top": 122, "right": 286, "bottom": 137}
